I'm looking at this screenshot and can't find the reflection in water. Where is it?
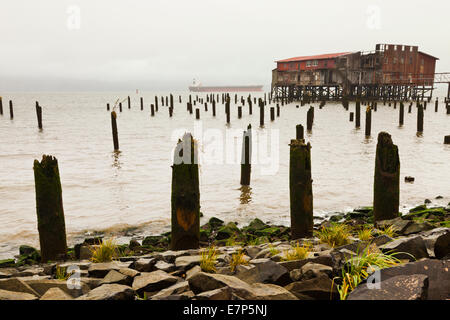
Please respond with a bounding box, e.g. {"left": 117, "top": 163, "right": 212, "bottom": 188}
{"left": 112, "top": 150, "right": 122, "bottom": 171}
{"left": 239, "top": 185, "right": 252, "bottom": 204}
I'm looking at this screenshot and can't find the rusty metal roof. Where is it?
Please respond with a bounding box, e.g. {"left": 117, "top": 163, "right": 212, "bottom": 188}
{"left": 276, "top": 52, "right": 353, "bottom": 63}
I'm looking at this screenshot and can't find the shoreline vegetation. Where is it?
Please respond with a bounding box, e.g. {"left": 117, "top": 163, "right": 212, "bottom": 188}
{"left": 1, "top": 201, "right": 448, "bottom": 300}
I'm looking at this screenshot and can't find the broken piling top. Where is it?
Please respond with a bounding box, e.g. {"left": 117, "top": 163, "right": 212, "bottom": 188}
{"left": 373, "top": 132, "right": 400, "bottom": 222}
{"left": 289, "top": 139, "right": 313, "bottom": 239}
{"left": 171, "top": 133, "right": 200, "bottom": 250}
{"left": 33, "top": 155, "right": 67, "bottom": 262}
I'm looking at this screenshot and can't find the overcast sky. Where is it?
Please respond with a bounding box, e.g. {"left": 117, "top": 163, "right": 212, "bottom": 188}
{"left": 0, "top": 0, "right": 449, "bottom": 91}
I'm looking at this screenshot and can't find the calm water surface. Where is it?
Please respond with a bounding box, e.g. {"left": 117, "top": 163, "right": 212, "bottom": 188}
{"left": 0, "top": 91, "right": 449, "bottom": 258}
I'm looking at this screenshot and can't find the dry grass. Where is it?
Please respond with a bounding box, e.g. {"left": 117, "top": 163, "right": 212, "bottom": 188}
{"left": 90, "top": 238, "right": 118, "bottom": 263}
{"left": 357, "top": 227, "right": 374, "bottom": 241}
{"left": 200, "top": 246, "right": 218, "bottom": 273}
{"left": 229, "top": 250, "right": 249, "bottom": 272}
{"left": 377, "top": 225, "right": 397, "bottom": 238}
{"left": 315, "top": 223, "right": 352, "bottom": 247}
{"left": 282, "top": 242, "right": 311, "bottom": 261}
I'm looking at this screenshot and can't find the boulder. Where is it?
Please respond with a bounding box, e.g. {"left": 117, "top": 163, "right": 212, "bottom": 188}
{"left": 402, "top": 222, "right": 434, "bottom": 235}
{"left": 0, "top": 289, "right": 38, "bottom": 300}
{"left": 25, "top": 279, "right": 89, "bottom": 298}
{"left": 79, "top": 245, "right": 96, "bottom": 260}
{"left": 40, "top": 287, "right": 73, "bottom": 300}
{"left": 284, "top": 274, "right": 339, "bottom": 300}
{"left": 175, "top": 255, "right": 201, "bottom": 271}
{"left": 129, "top": 258, "right": 157, "bottom": 273}
{"left": 372, "top": 234, "right": 393, "bottom": 246}
{"left": 0, "top": 278, "right": 40, "bottom": 297}
{"left": 88, "top": 262, "right": 127, "bottom": 278}
{"left": 216, "top": 222, "right": 240, "bottom": 240}
{"left": 379, "top": 236, "right": 429, "bottom": 261}
{"left": 195, "top": 287, "right": 232, "bottom": 300}
{"left": 278, "top": 255, "right": 333, "bottom": 272}
{"left": 154, "top": 260, "right": 176, "bottom": 273}
{"left": 150, "top": 281, "right": 190, "bottom": 299}
{"left": 244, "top": 246, "right": 262, "bottom": 259}
{"left": 347, "top": 274, "right": 428, "bottom": 300}
{"left": 375, "top": 217, "right": 412, "bottom": 234}
{"left": 372, "top": 259, "right": 449, "bottom": 300}
{"left": 132, "top": 270, "right": 179, "bottom": 295}
{"left": 118, "top": 268, "right": 140, "bottom": 278}
{"left": 188, "top": 272, "right": 297, "bottom": 300}
{"left": 290, "top": 263, "right": 333, "bottom": 281}
{"left": 236, "top": 260, "right": 291, "bottom": 286}
{"left": 185, "top": 265, "right": 202, "bottom": 280}
{"left": 434, "top": 231, "right": 450, "bottom": 259}
{"left": 101, "top": 270, "right": 133, "bottom": 286}
{"left": 77, "top": 284, "right": 135, "bottom": 300}
{"left": 0, "top": 259, "right": 15, "bottom": 268}
{"left": 19, "top": 245, "right": 38, "bottom": 256}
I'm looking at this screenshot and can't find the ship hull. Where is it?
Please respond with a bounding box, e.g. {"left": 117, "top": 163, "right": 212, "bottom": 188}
{"left": 188, "top": 85, "right": 263, "bottom": 92}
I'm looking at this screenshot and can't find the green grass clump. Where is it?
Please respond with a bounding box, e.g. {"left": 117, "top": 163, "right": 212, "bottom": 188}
{"left": 357, "top": 227, "right": 374, "bottom": 241}
{"left": 200, "top": 246, "right": 218, "bottom": 273}
{"left": 282, "top": 242, "right": 311, "bottom": 261}
{"left": 229, "top": 250, "right": 249, "bottom": 272}
{"left": 334, "top": 245, "right": 403, "bottom": 300}
{"left": 316, "top": 223, "right": 352, "bottom": 247}
{"left": 55, "top": 266, "right": 73, "bottom": 280}
{"left": 377, "top": 225, "right": 397, "bottom": 238}
{"left": 90, "top": 238, "right": 118, "bottom": 263}
{"left": 268, "top": 244, "right": 280, "bottom": 257}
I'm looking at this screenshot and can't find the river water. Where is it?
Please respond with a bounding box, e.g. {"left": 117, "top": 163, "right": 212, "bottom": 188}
{"left": 0, "top": 91, "right": 449, "bottom": 259}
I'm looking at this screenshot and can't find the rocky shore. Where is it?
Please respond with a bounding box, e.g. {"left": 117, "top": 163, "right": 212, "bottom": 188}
{"left": 0, "top": 202, "right": 449, "bottom": 300}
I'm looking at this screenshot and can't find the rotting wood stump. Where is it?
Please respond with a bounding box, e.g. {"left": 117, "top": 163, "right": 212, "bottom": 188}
{"left": 33, "top": 155, "right": 68, "bottom": 262}
{"left": 373, "top": 132, "right": 400, "bottom": 222}
{"left": 289, "top": 139, "right": 313, "bottom": 239}
{"left": 171, "top": 133, "right": 200, "bottom": 250}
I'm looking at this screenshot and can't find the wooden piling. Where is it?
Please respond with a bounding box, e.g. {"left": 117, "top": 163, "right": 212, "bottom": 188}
{"left": 171, "top": 133, "right": 200, "bottom": 250}
{"left": 240, "top": 125, "right": 252, "bottom": 186}
{"left": 306, "top": 107, "right": 313, "bottom": 131}
{"left": 107, "top": 103, "right": 110, "bottom": 111}
{"left": 417, "top": 104, "right": 424, "bottom": 133}
{"left": 444, "top": 135, "right": 450, "bottom": 144}
{"left": 119, "top": 102, "right": 122, "bottom": 113}
{"left": 35, "top": 102, "right": 43, "bottom": 129}
{"left": 289, "top": 139, "right": 313, "bottom": 239}
{"left": 408, "top": 103, "right": 412, "bottom": 113}
{"left": 365, "top": 106, "right": 372, "bottom": 136}
{"left": 270, "top": 107, "right": 275, "bottom": 121}
{"left": 196, "top": 108, "right": 200, "bottom": 120}
{"left": 373, "top": 132, "right": 400, "bottom": 222}
{"left": 0, "top": 97, "right": 3, "bottom": 115}
{"left": 151, "top": 104, "right": 155, "bottom": 116}
{"left": 155, "top": 96, "right": 159, "bottom": 111}
{"left": 140, "top": 97, "right": 143, "bottom": 111}
{"left": 349, "top": 112, "right": 354, "bottom": 122}
{"left": 238, "top": 106, "right": 242, "bottom": 119}
{"left": 276, "top": 104, "right": 280, "bottom": 117}
{"left": 127, "top": 96, "right": 131, "bottom": 109}
{"left": 169, "top": 107, "right": 173, "bottom": 117}
{"left": 355, "top": 101, "right": 361, "bottom": 128}
{"left": 399, "top": 102, "right": 404, "bottom": 126}
{"left": 259, "top": 100, "right": 264, "bottom": 127}
{"left": 33, "top": 155, "right": 68, "bottom": 262}
{"left": 435, "top": 99, "right": 438, "bottom": 112}
{"left": 296, "top": 124, "right": 304, "bottom": 140}
{"left": 212, "top": 100, "right": 216, "bottom": 116}
{"left": 111, "top": 111, "right": 119, "bottom": 150}
{"left": 9, "top": 100, "right": 13, "bottom": 119}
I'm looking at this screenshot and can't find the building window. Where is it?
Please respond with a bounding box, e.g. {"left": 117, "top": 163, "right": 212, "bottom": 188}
{"left": 394, "top": 45, "right": 397, "bottom": 51}
{"left": 306, "top": 61, "right": 311, "bottom": 67}
{"left": 393, "top": 57, "right": 397, "bottom": 64}
{"left": 324, "top": 61, "right": 328, "bottom": 67}
{"left": 409, "top": 57, "right": 413, "bottom": 64}
{"left": 401, "top": 58, "right": 404, "bottom": 64}
{"left": 313, "top": 60, "right": 318, "bottom": 66}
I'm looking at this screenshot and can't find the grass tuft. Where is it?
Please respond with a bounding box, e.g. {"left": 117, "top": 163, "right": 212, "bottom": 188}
{"left": 200, "top": 246, "right": 218, "bottom": 273}
{"left": 90, "top": 238, "right": 118, "bottom": 263}
{"left": 357, "top": 227, "right": 374, "bottom": 241}
{"left": 55, "top": 266, "right": 72, "bottom": 280}
{"left": 229, "top": 250, "right": 249, "bottom": 272}
{"left": 282, "top": 242, "right": 311, "bottom": 261}
{"left": 333, "top": 245, "right": 403, "bottom": 300}
{"left": 377, "top": 225, "right": 397, "bottom": 238}
{"left": 316, "top": 223, "right": 352, "bottom": 247}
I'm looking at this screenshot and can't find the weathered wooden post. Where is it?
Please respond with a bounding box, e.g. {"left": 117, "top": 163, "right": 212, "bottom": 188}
{"left": 212, "top": 100, "right": 216, "bottom": 116}
{"left": 306, "top": 107, "right": 313, "bottom": 131}
{"left": 349, "top": 112, "right": 354, "bottom": 122}
{"left": 259, "top": 100, "right": 264, "bottom": 127}
{"left": 169, "top": 107, "right": 173, "bottom": 117}
{"left": 127, "top": 96, "right": 131, "bottom": 109}
{"left": 35, "top": 102, "right": 43, "bottom": 129}
{"left": 373, "top": 132, "right": 400, "bottom": 222}
{"left": 365, "top": 106, "right": 372, "bottom": 136}
{"left": 276, "top": 104, "right": 280, "bottom": 117}
{"left": 204, "top": 102, "right": 208, "bottom": 112}
{"left": 238, "top": 106, "right": 242, "bottom": 119}
{"left": 170, "top": 94, "right": 174, "bottom": 109}
{"left": 289, "top": 139, "right": 313, "bottom": 239}
{"left": 9, "top": 100, "right": 13, "bottom": 119}
{"left": 155, "top": 96, "right": 159, "bottom": 111}
{"left": 296, "top": 124, "right": 304, "bottom": 140}
{"left": 248, "top": 99, "right": 252, "bottom": 115}
{"left": 119, "top": 102, "right": 122, "bottom": 112}
{"left": 240, "top": 124, "right": 252, "bottom": 186}
{"left": 0, "top": 96, "right": 3, "bottom": 115}
{"left": 399, "top": 102, "right": 404, "bottom": 126}
{"left": 111, "top": 111, "right": 119, "bottom": 150}
{"left": 171, "top": 133, "right": 200, "bottom": 250}
{"left": 33, "top": 155, "right": 68, "bottom": 262}
{"left": 444, "top": 135, "right": 450, "bottom": 144}
{"left": 140, "top": 97, "right": 143, "bottom": 111}
{"left": 270, "top": 107, "right": 275, "bottom": 121}
{"left": 417, "top": 104, "right": 424, "bottom": 133}
{"left": 435, "top": 98, "right": 438, "bottom": 112}
{"left": 423, "top": 101, "right": 427, "bottom": 110}
{"left": 165, "top": 96, "right": 168, "bottom": 106}
{"left": 408, "top": 103, "right": 412, "bottom": 113}
{"left": 107, "top": 103, "right": 110, "bottom": 111}
{"left": 355, "top": 100, "right": 361, "bottom": 128}
{"left": 226, "top": 100, "right": 230, "bottom": 124}
{"left": 151, "top": 104, "right": 155, "bottom": 116}
{"left": 196, "top": 108, "right": 200, "bottom": 120}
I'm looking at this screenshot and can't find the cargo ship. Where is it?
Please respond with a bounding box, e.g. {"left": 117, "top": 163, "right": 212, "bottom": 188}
{"left": 188, "top": 79, "right": 263, "bottom": 92}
